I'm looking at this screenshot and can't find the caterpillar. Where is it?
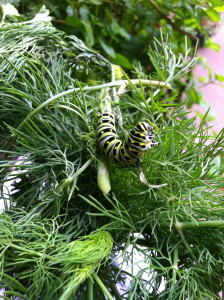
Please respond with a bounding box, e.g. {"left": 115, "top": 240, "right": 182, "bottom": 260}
{"left": 97, "top": 112, "right": 159, "bottom": 166}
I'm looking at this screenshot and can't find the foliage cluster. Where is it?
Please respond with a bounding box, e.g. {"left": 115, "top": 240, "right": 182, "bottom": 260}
{"left": 0, "top": 3, "right": 223, "bottom": 300}
{"left": 16, "top": 0, "right": 224, "bottom": 109}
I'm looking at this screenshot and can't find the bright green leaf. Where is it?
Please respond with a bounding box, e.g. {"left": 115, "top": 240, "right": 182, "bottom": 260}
{"left": 215, "top": 6, "right": 224, "bottom": 12}
{"left": 205, "top": 9, "right": 221, "bottom": 21}
{"left": 210, "top": 0, "right": 224, "bottom": 6}
{"left": 198, "top": 77, "right": 207, "bottom": 83}
{"left": 215, "top": 73, "right": 224, "bottom": 82}
{"left": 184, "top": 18, "right": 199, "bottom": 29}
{"left": 204, "top": 38, "right": 221, "bottom": 52}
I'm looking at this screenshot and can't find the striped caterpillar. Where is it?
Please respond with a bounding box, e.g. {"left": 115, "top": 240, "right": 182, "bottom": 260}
{"left": 97, "top": 112, "right": 159, "bottom": 166}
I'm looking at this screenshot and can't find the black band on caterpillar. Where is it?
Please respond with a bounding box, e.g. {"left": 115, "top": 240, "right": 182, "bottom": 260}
{"left": 97, "top": 112, "right": 159, "bottom": 165}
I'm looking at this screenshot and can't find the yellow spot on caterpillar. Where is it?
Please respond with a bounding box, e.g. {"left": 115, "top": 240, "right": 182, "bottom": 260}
{"left": 140, "top": 143, "right": 144, "bottom": 146}
{"left": 110, "top": 129, "right": 113, "bottom": 132}
{"left": 101, "top": 131, "right": 104, "bottom": 134}
{"left": 107, "top": 141, "right": 110, "bottom": 144}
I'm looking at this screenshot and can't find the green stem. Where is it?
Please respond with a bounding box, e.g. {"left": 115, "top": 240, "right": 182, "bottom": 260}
{"left": 92, "top": 272, "right": 114, "bottom": 300}
{"left": 220, "top": 152, "right": 224, "bottom": 176}
{"left": 55, "top": 158, "right": 93, "bottom": 197}
{"left": 110, "top": 284, "right": 122, "bottom": 300}
{"left": 111, "top": 64, "right": 118, "bottom": 103}
{"left": 172, "top": 248, "right": 178, "bottom": 286}
{"left": 17, "top": 79, "right": 171, "bottom": 130}
{"left": 177, "top": 220, "right": 224, "bottom": 229}
{"left": 175, "top": 222, "right": 197, "bottom": 261}
{"left": 158, "top": 220, "right": 224, "bottom": 230}
{"left": 87, "top": 278, "right": 94, "bottom": 300}
{"left": 97, "top": 80, "right": 113, "bottom": 194}
{"left": 71, "top": 158, "right": 93, "bottom": 181}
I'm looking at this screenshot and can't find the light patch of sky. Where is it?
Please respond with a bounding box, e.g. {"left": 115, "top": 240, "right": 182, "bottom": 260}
{"left": 116, "top": 238, "right": 166, "bottom": 297}
{"left": 0, "top": 156, "right": 28, "bottom": 212}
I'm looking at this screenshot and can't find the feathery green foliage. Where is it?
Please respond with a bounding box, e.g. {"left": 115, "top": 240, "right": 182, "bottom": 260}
{"left": 15, "top": 0, "right": 224, "bottom": 113}
{"left": 0, "top": 211, "right": 113, "bottom": 299}
{"left": 0, "top": 5, "right": 224, "bottom": 300}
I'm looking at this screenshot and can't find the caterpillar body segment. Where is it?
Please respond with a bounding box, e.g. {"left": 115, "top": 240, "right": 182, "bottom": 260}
{"left": 97, "top": 112, "right": 159, "bottom": 166}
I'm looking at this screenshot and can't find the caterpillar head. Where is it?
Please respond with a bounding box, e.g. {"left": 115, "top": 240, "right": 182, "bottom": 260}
{"left": 136, "top": 122, "right": 156, "bottom": 137}
{"left": 136, "top": 122, "right": 153, "bottom": 132}
{"left": 135, "top": 122, "right": 159, "bottom": 149}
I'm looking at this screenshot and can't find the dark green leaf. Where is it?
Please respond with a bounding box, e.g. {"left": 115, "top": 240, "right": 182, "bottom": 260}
{"left": 114, "top": 53, "right": 133, "bottom": 69}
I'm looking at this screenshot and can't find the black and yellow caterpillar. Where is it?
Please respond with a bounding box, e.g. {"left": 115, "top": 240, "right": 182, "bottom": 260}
{"left": 97, "top": 112, "right": 159, "bottom": 166}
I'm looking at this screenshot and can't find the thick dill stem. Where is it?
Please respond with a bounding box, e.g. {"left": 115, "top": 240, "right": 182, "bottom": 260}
{"left": 92, "top": 272, "right": 114, "bottom": 300}
{"left": 172, "top": 248, "right": 178, "bottom": 286}
{"left": 87, "top": 278, "right": 94, "bottom": 300}
{"left": 97, "top": 87, "right": 112, "bottom": 195}
{"left": 177, "top": 220, "right": 224, "bottom": 229}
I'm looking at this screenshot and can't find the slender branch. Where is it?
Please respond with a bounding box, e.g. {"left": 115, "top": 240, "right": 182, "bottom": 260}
{"left": 220, "top": 152, "right": 224, "bottom": 176}
{"left": 117, "top": 79, "right": 172, "bottom": 96}
{"left": 158, "top": 220, "right": 224, "bottom": 230}
{"left": 148, "top": 0, "right": 197, "bottom": 41}
{"left": 55, "top": 158, "right": 93, "bottom": 198}
{"left": 71, "top": 158, "right": 93, "bottom": 181}
{"left": 17, "top": 79, "right": 172, "bottom": 130}
{"left": 97, "top": 85, "right": 112, "bottom": 195}
{"left": 110, "top": 284, "right": 122, "bottom": 300}
{"left": 178, "top": 220, "right": 224, "bottom": 229}
{"left": 111, "top": 64, "right": 118, "bottom": 102}
{"left": 92, "top": 272, "right": 114, "bottom": 300}
{"left": 172, "top": 248, "right": 178, "bottom": 286}
{"left": 175, "top": 222, "right": 197, "bottom": 261}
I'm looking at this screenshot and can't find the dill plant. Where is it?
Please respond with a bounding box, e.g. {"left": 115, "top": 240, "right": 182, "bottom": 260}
{"left": 0, "top": 5, "right": 224, "bottom": 300}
